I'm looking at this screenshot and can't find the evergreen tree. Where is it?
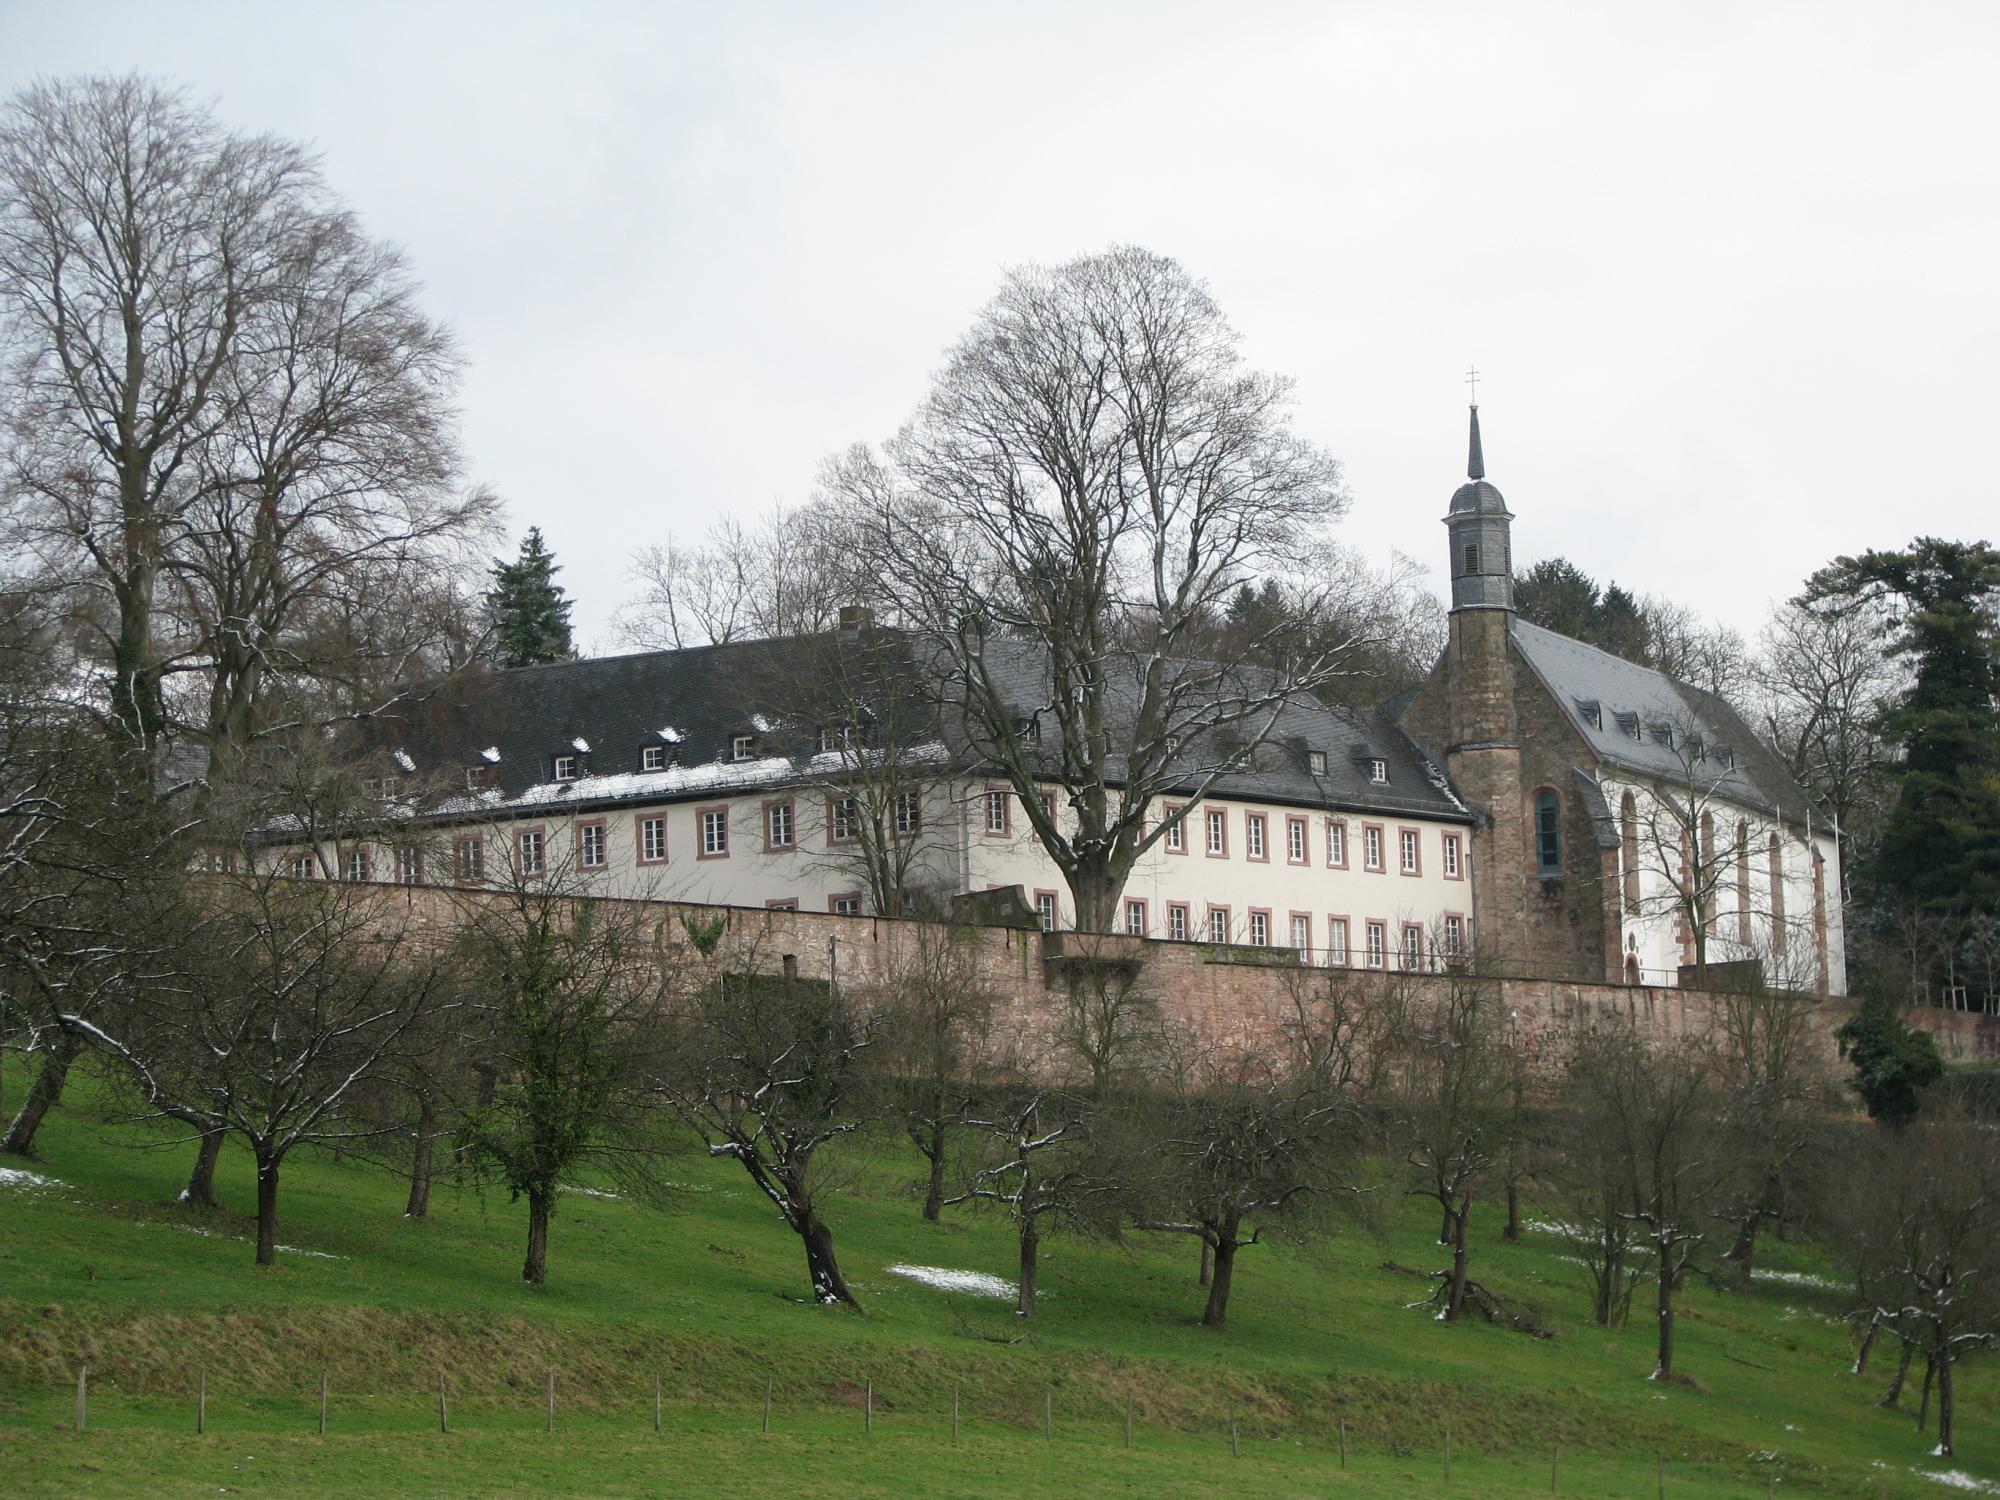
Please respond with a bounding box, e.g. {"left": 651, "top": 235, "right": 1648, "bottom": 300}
{"left": 1514, "top": 557, "right": 1602, "bottom": 639}
{"left": 485, "top": 528, "right": 575, "bottom": 668}
{"left": 1804, "top": 539, "right": 2000, "bottom": 916}
{"left": 1834, "top": 994, "right": 1945, "bottom": 1126}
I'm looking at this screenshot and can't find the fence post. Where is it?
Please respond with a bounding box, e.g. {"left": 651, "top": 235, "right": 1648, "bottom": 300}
{"left": 74, "top": 1367, "right": 86, "bottom": 1434}
{"left": 865, "top": 1379, "right": 873, "bottom": 1435}
{"left": 1444, "top": 1424, "right": 1452, "bottom": 1483}
{"left": 1124, "top": 1392, "right": 1132, "bottom": 1450}
{"left": 1552, "top": 1443, "right": 1559, "bottom": 1493}
{"left": 1044, "top": 1386, "right": 1051, "bottom": 1438}
{"left": 437, "top": 1371, "right": 448, "bottom": 1434}
{"left": 1339, "top": 1418, "right": 1347, "bottom": 1468}
{"left": 198, "top": 1370, "right": 206, "bottom": 1435}
{"left": 1657, "top": 1455, "right": 1664, "bottom": 1498}
{"left": 762, "top": 1374, "right": 772, "bottom": 1434}
{"left": 318, "top": 1371, "right": 327, "bottom": 1436}
{"left": 1230, "top": 1413, "right": 1239, "bottom": 1459}
{"left": 546, "top": 1370, "right": 555, "bottom": 1434}
{"left": 654, "top": 1372, "right": 662, "bottom": 1434}
{"left": 952, "top": 1384, "right": 959, "bottom": 1441}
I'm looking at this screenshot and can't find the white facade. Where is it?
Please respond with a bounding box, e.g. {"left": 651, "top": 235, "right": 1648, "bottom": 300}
{"left": 292, "top": 773, "right": 1478, "bottom": 971}
{"left": 1603, "top": 773, "right": 1846, "bottom": 994}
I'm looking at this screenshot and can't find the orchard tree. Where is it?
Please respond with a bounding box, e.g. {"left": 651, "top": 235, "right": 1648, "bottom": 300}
{"left": 826, "top": 246, "right": 1365, "bottom": 931}
{"left": 451, "top": 844, "right": 678, "bottom": 1285}
{"left": 485, "top": 527, "right": 574, "bottom": 668}
{"left": 660, "top": 956, "right": 879, "bottom": 1308}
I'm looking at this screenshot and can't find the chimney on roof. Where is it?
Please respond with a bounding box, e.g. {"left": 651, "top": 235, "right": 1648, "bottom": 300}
{"left": 837, "top": 604, "right": 874, "bottom": 637}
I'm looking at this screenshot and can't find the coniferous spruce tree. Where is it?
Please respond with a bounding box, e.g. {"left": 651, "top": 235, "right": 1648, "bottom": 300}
{"left": 1805, "top": 538, "right": 2000, "bottom": 918}
{"left": 486, "top": 528, "right": 576, "bottom": 668}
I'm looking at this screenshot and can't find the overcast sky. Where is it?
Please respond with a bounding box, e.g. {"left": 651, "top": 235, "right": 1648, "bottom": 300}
{"left": 5, "top": 1, "right": 1995, "bottom": 652}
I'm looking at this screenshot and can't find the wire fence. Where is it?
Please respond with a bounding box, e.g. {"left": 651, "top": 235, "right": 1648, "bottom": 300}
{"left": 39, "top": 1365, "right": 1884, "bottom": 1497}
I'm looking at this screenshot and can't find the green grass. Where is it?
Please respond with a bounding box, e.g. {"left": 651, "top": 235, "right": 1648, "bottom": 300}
{"left": 0, "top": 1059, "right": 1993, "bottom": 1498}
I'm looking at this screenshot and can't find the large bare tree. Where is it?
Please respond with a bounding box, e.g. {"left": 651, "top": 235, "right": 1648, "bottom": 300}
{"left": 824, "top": 246, "right": 1361, "bottom": 931}
{"left": 0, "top": 75, "right": 492, "bottom": 767}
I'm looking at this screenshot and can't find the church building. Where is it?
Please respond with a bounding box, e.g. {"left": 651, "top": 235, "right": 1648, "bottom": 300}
{"left": 1397, "top": 408, "right": 1844, "bottom": 992}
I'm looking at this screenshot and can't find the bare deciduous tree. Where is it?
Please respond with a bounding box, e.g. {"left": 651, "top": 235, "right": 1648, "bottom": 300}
{"left": 1560, "top": 1027, "right": 1736, "bottom": 1381}
{"left": 659, "top": 956, "right": 878, "bottom": 1308}
{"left": 1832, "top": 1109, "right": 2000, "bottom": 1459}
{"left": 78, "top": 870, "right": 446, "bottom": 1264}
{"left": 878, "top": 921, "right": 996, "bottom": 1220}
{"left": 947, "top": 1087, "right": 1103, "bottom": 1319}
{"left": 613, "top": 503, "right": 860, "bottom": 651}
{"left": 824, "top": 246, "right": 1363, "bottom": 931}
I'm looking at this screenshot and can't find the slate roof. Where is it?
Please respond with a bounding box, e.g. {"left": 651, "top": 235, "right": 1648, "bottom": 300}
{"left": 368, "top": 629, "right": 1473, "bottom": 825}
{"left": 1509, "top": 618, "right": 1819, "bottom": 829}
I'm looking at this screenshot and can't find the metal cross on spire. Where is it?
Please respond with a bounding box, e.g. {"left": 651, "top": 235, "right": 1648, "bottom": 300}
{"left": 1465, "top": 364, "right": 1480, "bottom": 406}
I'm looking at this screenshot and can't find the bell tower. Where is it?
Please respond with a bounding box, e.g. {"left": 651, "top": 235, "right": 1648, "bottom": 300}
{"left": 1439, "top": 403, "right": 1528, "bottom": 969}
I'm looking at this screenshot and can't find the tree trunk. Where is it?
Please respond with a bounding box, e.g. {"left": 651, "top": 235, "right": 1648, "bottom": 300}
{"left": 180, "top": 1129, "right": 225, "bottom": 1210}
{"left": 2, "top": 1029, "right": 80, "bottom": 1157}
{"left": 1201, "top": 1236, "right": 1237, "bottom": 1326}
{"left": 1198, "top": 1238, "right": 1213, "bottom": 1287}
{"left": 1503, "top": 1178, "right": 1521, "bottom": 1242}
{"left": 523, "top": 1185, "right": 551, "bottom": 1285}
{"left": 1933, "top": 1348, "right": 1954, "bottom": 1457}
{"left": 922, "top": 1119, "right": 946, "bottom": 1223}
{"left": 1018, "top": 1214, "right": 1039, "bottom": 1319}
{"left": 1917, "top": 1354, "right": 1935, "bottom": 1434}
{"left": 404, "top": 1094, "right": 437, "bottom": 1220}
{"left": 1881, "top": 1341, "right": 1914, "bottom": 1406}
{"left": 1070, "top": 862, "right": 1122, "bottom": 935}
{"left": 800, "top": 1208, "right": 859, "bottom": 1309}
{"left": 1721, "top": 1208, "right": 1760, "bottom": 1281}
{"left": 1652, "top": 1255, "right": 1677, "bottom": 1381}
{"left": 1439, "top": 1203, "right": 1457, "bottom": 1247}
{"left": 1854, "top": 1310, "right": 1882, "bottom": 1376}
{"left": 255, "top": 1155, "right": 280, "bottom": 1268}
{"left": 1444, "top": 1189, "right": 1472, "bottom": 1322}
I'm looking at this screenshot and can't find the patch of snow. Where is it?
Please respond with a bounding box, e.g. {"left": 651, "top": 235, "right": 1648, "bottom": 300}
{"left": 562, "top": 1185, "right": 621, "bottom": 1200}
{"left": 0, "top": 1166, "right": 56, "bottom": 1190}
{"left": 885, "top": 1263, "right": 1017, "bottom": 1299}
{"left": 479, "top": 746, "right": 501, "bottom": 763}
{"left": 658, "top": 726, "right": 684, "bottom": 744}
{"left": 1917, "top": 1470, "right": 2000, "bottom": 1492}
{"left": 1525, "top": 1217, "right": 1586, "bottom": 1238}
{"left": 165, "top": 1223, "right": 345, "bottom": 1260}
{"left": 571, "top": 737, "right": 591, "bottom": 753}
{"left": 393, "top": 748, "right": 416, "bottom": 773}
{"left": 1753, "top": 1268, "right": 1841, "bottom": 1291}
{"left": 750, "top": 714, "right": 775, "bottom": 734}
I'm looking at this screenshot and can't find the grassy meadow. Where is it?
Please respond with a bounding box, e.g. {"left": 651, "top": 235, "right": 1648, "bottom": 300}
{"left": 0, "top": 1058, "right": 1993, "bottom": 1498}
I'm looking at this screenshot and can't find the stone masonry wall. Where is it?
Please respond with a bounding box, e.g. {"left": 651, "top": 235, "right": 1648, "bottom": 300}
{"left": 366, "top": 883, "right": 1994, "bottom": 1077}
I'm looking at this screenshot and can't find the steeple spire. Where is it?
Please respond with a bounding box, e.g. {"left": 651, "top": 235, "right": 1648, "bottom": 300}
{"left": 1467, "top": 404, "right": 1485, "bottom": 481}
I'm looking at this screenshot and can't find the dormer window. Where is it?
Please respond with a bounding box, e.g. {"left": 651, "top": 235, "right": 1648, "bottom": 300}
{"left": 1716, "top": 746, "right": 1734, "bottom": 770}
{"left": 1574, "top": 698, "right": 1602, "bottom": 730}
{"left": 553, "top": 755, "right": 577, "bottom": 782}
{"left": 1650, "top": 724, "right": 1675, "bottom": 749}
{"left": 465, "top": 765, "right": 496, "bottom": 791}
{"left": 1369, "top": 758, "right": 1389, "bottom": 784}
{"left": 1615, "top": 711, "right": 1641, "bottom": 742}
{"left": 1015, "top": 715, "right": 1041, "bottom": 745}
{"left": 1308, "top": 750, "right": 1328, "bottom": 776}
{"left": 732, "top": 734, "right": 756, "bottom": 762}
{"left": 817, "top": 726, "right": 838, "bottom": 754}
{"left": 641, "top": 744, "right": 666, "bottom": 771}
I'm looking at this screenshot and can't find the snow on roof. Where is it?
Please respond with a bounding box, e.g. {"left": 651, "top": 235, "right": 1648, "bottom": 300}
{"left": 570, "top": 737, "right": 591, "bottom": 753}
{"left": 479, "top": 746, "right": 501, "bottom": 763}
{"left": 750, "top": 713, "right": 775, "bottom": 734}
{"left": 392, "top": 748, "right": 416, "bottom": 773}
{"left": 658, "top": 726, "right": 684, "bottom": 744}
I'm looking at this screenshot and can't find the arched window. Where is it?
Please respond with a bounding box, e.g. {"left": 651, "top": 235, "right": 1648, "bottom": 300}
{"left": 1735, "top": 820, "right": 1752, "bottom": 944}
{"left": 1619, "top": 791, "right": 1640, "bottom": 910}
{"left": 1534, "top": 789, "right": 1562, "bottom": 876}
{"left": 1768, "top": 834, "right": 1787, "bottom": 954}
